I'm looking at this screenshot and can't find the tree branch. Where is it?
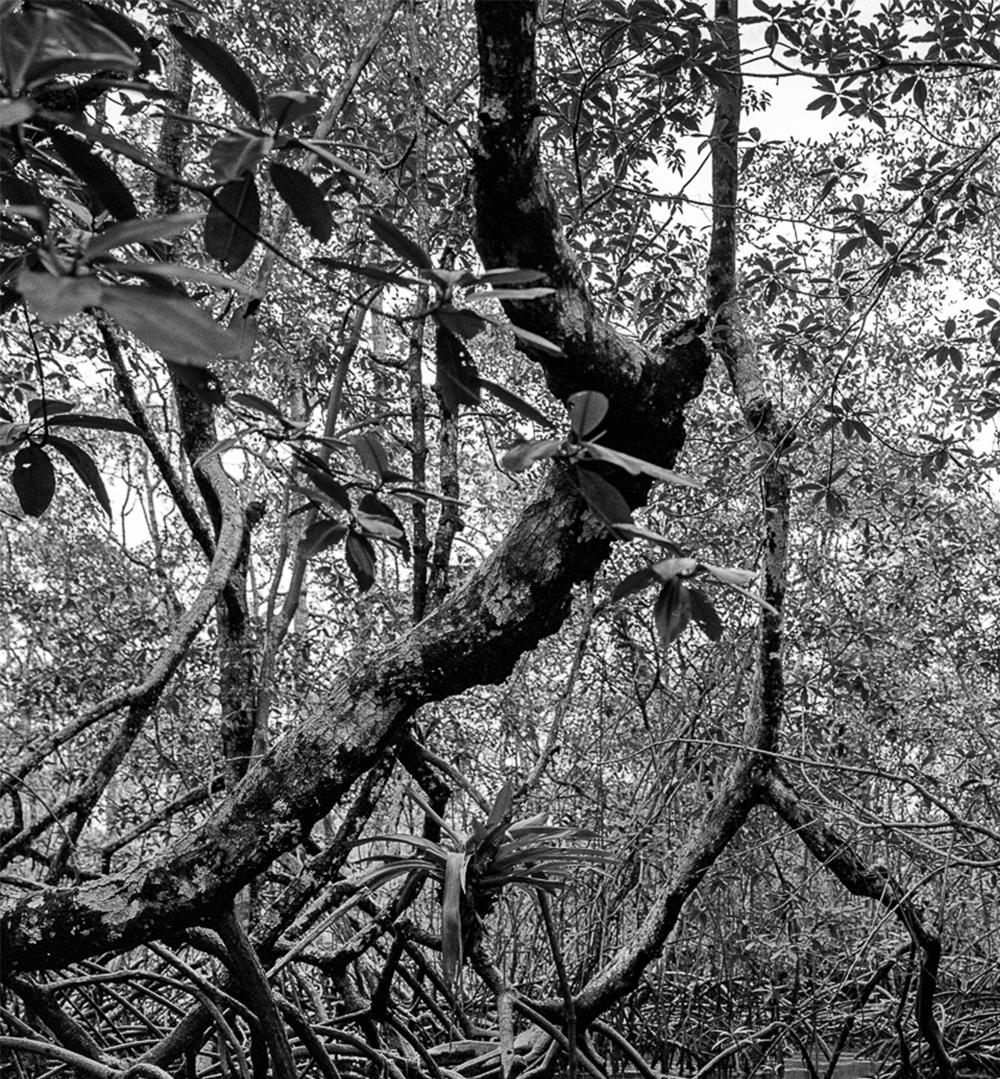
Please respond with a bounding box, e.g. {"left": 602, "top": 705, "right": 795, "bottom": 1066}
{"left": 472, "top": 0, "right": 707, "bottom": 466}
{"left": 100, "top": 320, "right": 215, "bottom": 560}
{"left": 215, "top": 906, "right": 297, "bottom": 1079}
{"left": 764, "top": 770, "right": 956, "bottom": 1079}
{"left": 0, "top": 0, "right": 708, "bottom": 975}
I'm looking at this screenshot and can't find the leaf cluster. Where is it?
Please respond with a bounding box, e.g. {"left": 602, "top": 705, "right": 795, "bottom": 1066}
{"left": 355, "top": 783, "right": 609, "bottom": 983}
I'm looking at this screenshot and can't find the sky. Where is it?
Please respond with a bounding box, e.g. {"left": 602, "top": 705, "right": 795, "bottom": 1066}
{"left": 653, "top": 4, "right": 999, "bottom": 481}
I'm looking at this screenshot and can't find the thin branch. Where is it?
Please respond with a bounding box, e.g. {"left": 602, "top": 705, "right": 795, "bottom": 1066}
{"left": 6, "top": 976, "right": 109, "bottom": 1066}
{"left": 0, "top": 482, "right": 247, "bottom": 861}
{"left": 764, "top": 770, "right": 956, "bottom": 1079}
{"left": 100, "top": 777, "right": 226, "bottom": 871}
{"left": 0, "top": 1038, "right": 118, "bottom": 1079}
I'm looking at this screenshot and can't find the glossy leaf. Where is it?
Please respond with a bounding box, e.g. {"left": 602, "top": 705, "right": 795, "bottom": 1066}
{"left": 349, "top": 432, "right": 390, "bottom": 479}
{"left": 574, "top": 467, "right": 633, "bottom": 530}
{"left": 48, "top": 129, "right": 137, "bottom": 221}
{"left": 84, "top": 213, "right": 202, "bottom": 260}
{"left": 467, "top": 287, "right": 555, "bottom": 301}
{"left": 228, "top": 394, "right": 279, "bottom": 423}
{"left": 355, "top": 832, "right": 451, "bottom": 859}
{"left": 486, "top": 781, "right": 514, "bottom": 831}
{"left": 358, "top": 493, "right": 410, "bottom": 559}
{"left": 568, "top": 391, "right": 609, "bottom": 439}
{"left": 0, "top": 422, "right": 28, "bottom": 454}
{"left": 652, "top": 557, "right": 698, "bottom": 580}
{"left": 312, "top": 258, "right": 422, "bottom": 288}
{"left": 209, "top": 131, "right": 271, "bottom": 182}
{"left": 345, "top": 530, "right": 376, "bottom": 591}
{"left": 703, "top": 563, "right": 757, "bottom": 586}
{"left": 435, "top": 305, "right": 488, "bottom": 341}
{"left": 0, "top": 99, "right": 35, "bottom": 125}
{"left": 477, "top": 268, "right": 549, "bottom": 286}
{"left": 500, "top": 438, "right": 561, "bottom": 473}
{"left": 441, "top": 850, "right": 466, "bottom": 984}
{"left": 508, "top": 322, "right": 565, "bottom": 357}
{"left": 59, "top": 117, "right": 160, "bottom": 175}
{"left": 46, "top": 435, "right": 111, "bottom": 516}
{"left": 16, "top": 270, "right": 102, "bottom": 324}
{"left": 688, "top": 586, "right": 723, "bottom": 641}
{"left": 427, "top": 268, "right": 476, "bottom": 292}
{"left": 291, "top": 445, "right": 333, "bottom": 473}
{"left": 653, "top": 578, "right": 692, "bottom": 648}
{"left": 101, "top": 285, "right": 238, "bottom": 364}
{"left": 0, "top": 10, "right": 45, "bottom": 92}
{"left": 369, "top": 214, "right": 433, "bottom": 269}
{"left": 583, "top": 443, "right": 704, "bottom": 488}
{"left": 46, "top": 1, "right": 148, "bottom": 55}
{"left": 269, "top": 163, "right": 333, "bottom": 242}
{"left": 46, "top": 412, "right": 140, "bottom": 436}
{"left": 205, "top": 174, "right": 261, "bottom": 271}
{"left": 1, "top": 4, "right": 137, "bottom": 91}
{"left": 355, "top": 509, "right": 403, "bottom": 539}
{"left": 299, "top": 519, "right": 347, "bottom": 560}
{"left": 613, "top": 523, "right": 682, "bottom": 553}
{"left": 101, "top": 260, "right": 257, "bottom": 295}
{"left": 477, "top": 377, "right": 556, "bottom": 430}
{"left": 168, "top": 25, "right": 261, "bottom": 120}
{"left": 353, "top": 861, "right": 434, "bottom": 891}
{"left": 610, "top": 566, "right": 657, "bottom": 602}
{"left": 301, "top": 467, "right": 351, "bottom": 511}
{"left": 267, "top": 90, "right": 323, "bottom": 128}
{"left": 435, "top": 326, "right": 480, "bottom": 417}
{"left": 11, "top": 443, "right": 55, "bottom": 517}
{"left": 27, "top": 399, "right": 74, "bottom": 420}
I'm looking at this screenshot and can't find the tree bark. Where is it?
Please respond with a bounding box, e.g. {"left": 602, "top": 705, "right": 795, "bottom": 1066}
{"left": 0, "top": 0, "right": 708, "bottom": 976}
